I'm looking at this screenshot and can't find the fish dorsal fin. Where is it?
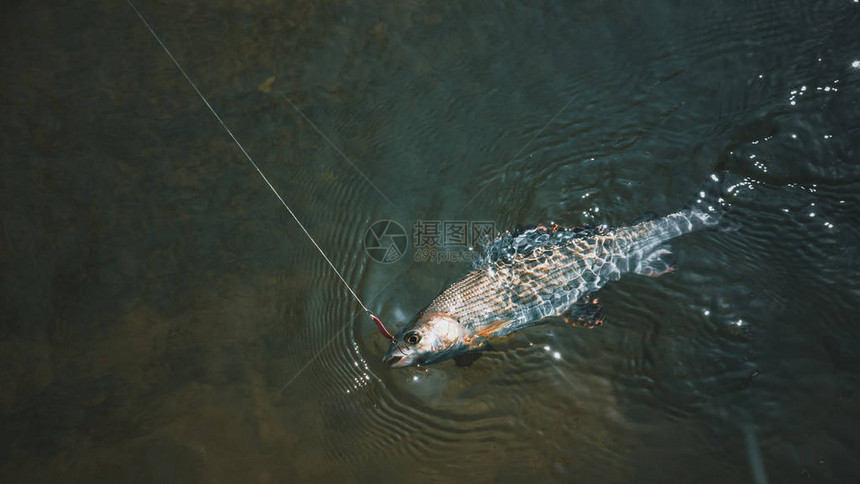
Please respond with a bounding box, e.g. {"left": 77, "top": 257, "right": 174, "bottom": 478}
{"left": 631, "top": 211, "right": 660, "bottom": 224}
{"left": 558, "top": 295, "right": 605, "bottom": 328}
{"left": 472, "top": 223, "right": 605, "bottom": 268}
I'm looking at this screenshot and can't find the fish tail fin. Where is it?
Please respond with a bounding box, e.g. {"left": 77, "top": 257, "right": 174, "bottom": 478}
{"left": 684, "top": 170, "right": 732, "bottom": 231}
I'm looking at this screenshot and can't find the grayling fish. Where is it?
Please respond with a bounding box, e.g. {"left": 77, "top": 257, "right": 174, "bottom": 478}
{"left": 383, "top": 175, "right": 726, "bottom": 367}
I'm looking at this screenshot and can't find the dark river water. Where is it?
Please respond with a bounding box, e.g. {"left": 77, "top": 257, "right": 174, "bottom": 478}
{"left": 2, "top": 0, "right": 860, "bottom": 482}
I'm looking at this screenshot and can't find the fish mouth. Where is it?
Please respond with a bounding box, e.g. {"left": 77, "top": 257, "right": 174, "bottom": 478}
{"left": 383, "top": 349, "right": 415, "bottom": 368}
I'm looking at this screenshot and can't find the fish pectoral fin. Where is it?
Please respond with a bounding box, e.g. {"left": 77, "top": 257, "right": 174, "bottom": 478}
{"left": 453, "top": 351, "right": 484, "bottom": 367}
{"left": 635, "top": 244, "right": 676, "bottom": 278}
{"left": 560, "top": 295, "right": 605, "bottom": 328}
{"left": 476, "top": 319, "right": 511, "bottom": 338}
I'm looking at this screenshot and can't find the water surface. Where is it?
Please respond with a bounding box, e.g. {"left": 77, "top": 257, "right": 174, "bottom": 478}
{"left": 2, "top": 0, "right": 860, "bottom": 482}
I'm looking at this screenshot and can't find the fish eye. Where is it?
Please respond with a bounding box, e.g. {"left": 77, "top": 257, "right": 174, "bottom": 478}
{"left": 405, "top": 332, "right": 421, "bottom": 345}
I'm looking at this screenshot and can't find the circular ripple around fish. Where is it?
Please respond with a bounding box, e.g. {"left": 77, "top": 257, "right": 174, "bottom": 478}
{"left": 257, "top": 0, "right": 860, "bottom": 480}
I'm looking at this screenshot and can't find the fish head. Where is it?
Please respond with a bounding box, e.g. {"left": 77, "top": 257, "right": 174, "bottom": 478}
{"left": 382, "top": 312, "right": 465, "bottom": 368}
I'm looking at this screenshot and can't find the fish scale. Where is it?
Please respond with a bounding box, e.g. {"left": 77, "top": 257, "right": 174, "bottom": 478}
{"left": 417, "top": 209, "right": 712, "bottom": 341}
{"left": 383, "top": 188, "right": 724, "bottom": 368}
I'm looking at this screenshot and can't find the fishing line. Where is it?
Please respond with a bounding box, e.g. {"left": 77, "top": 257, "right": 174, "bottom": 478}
{"left": 127, "top": 0, "right": 396, "bottom": 341}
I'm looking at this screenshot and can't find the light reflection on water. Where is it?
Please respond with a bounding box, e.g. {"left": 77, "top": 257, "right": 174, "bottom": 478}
{"left": 1, "top": 0, "right": 860, "bottom": 482}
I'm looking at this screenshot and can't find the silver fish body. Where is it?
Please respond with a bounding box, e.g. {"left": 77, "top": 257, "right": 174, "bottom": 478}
{"left": 383, "top": 205, "right": 720, "bottom": 368}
